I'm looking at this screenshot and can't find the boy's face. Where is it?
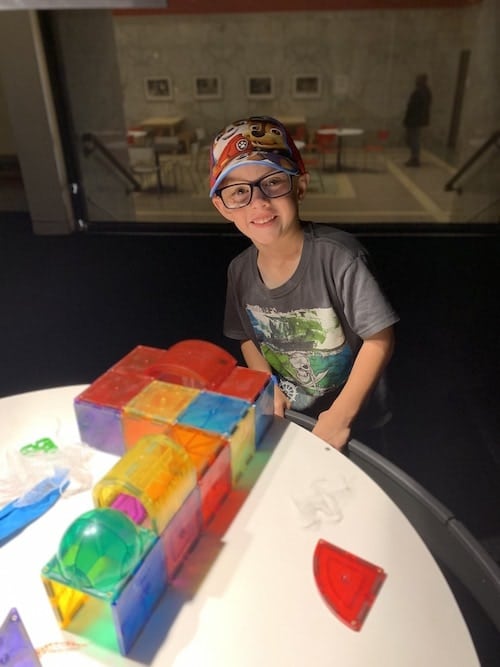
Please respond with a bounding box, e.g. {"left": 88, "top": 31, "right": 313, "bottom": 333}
{"left": 211, "top": 163, "right": 309, "bottom": 246}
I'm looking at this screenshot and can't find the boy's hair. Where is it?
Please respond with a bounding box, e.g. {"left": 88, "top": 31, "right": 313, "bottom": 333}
{"left": 209, "top": 116, "right": 305, "bottom": 197}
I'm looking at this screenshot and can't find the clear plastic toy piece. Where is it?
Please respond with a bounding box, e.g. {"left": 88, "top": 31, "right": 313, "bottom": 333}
{"left": 313, "top": 539, "right": 387, "bottom": 631}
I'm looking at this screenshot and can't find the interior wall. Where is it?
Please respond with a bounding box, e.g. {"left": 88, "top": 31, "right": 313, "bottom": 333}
{"left": 0, "top": 11, "right": 75, "bottom": 234}
{"left": 114, "top": 0, "right": 483, "bottom": 14}
{"left": 113, "top": 6, "right": 479, "bottom": 148}
{"left": 51, "top": 10, "right": 135, "bottom": 222}
{"left": 459, "top": 0, "right": 500, "bottom": 155}
{"left": 448, "top": 0, "right": 500, "bottom": 222}
{"left": 0, "top": 77, "right": 16, "bottom": 155}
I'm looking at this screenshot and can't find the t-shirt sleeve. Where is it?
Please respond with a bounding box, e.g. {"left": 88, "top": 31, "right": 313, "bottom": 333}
{"left": 337, "top": 253, "right": 399, "bottom": 339}
{"left": 223, "top": 261, "right": 252, "bottom": 341}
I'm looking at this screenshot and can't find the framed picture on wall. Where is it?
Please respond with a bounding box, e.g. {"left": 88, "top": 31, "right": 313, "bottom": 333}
{"left": 144, "top": 77, "right": 173, "bottom": 101}
{"left": 247, "top": 75, "right": 274, "bottom": 100}
{"left": 292, "top": 74, "right": 321, "bottom": 99}
{"left": 194, "top": 76, "right": 222, "bottom": 100}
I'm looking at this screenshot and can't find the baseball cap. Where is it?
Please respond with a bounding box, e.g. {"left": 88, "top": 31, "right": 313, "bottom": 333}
{"left": 209, "top": 116, "right": 305, "bottom": 197}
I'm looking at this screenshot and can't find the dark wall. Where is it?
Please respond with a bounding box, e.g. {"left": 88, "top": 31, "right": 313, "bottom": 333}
{"left": 0, "top": 218, "right": 249, "bottom": 394}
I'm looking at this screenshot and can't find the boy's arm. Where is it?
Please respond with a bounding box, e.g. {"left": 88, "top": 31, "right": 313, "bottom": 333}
{"left": 240, "top": 339, "right": 291, "bottom": 416}
{"left": 312, "top": 326, "right": 395, "bottom": 450}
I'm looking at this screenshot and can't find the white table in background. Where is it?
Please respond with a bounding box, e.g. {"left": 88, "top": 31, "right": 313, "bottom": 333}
{"left": 126, "top": 129, "right": 149, "bottom": 145}
{"left": 0, "top": 385, "right": 479, "bottom": 667}
{"left": 139, "top": 116, "right": 185, "bottom": 137}
{"left": 317, "top": 127, "right": 364, "bottom": 171}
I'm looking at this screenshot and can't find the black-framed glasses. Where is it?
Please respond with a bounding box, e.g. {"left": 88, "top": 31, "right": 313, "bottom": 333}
{"left": 216, "top": 171, "right": 293, "bottom": 209}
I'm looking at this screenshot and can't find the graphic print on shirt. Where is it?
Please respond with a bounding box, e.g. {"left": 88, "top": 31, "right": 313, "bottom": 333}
{"left": 246, "top": 304, "right": 353, "bottom": 409}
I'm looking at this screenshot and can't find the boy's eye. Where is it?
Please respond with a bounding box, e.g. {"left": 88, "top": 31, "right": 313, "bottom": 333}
{"left": 263, "top": 174, "right": 285, "bottom": 187}
{"left": 235, "top": 185, "right": 249, "bottom": 195}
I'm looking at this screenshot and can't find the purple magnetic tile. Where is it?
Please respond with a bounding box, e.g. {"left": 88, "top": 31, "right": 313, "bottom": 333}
{"left": 0, "top": 608, "right": 41, "bottom": 666}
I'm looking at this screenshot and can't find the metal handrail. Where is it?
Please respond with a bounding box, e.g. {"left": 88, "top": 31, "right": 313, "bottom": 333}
{"left": 445, "top": 130, "right": 500, "bottom": 193}
{"left": 347, "top": 438, "right": 500, "bottom": 635}
{"left": 81, "top": 132, "right": 141, "bottom": 192}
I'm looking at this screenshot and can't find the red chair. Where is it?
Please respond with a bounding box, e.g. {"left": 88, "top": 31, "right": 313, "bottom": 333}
{"left": 300, "top": 152, "right": 324, "bottom": 191}
{"left": 308, "top": 127, "right": 337, "bottom": 170}
{"left": 363, "top": 129, "right": 390, "bottom": 170}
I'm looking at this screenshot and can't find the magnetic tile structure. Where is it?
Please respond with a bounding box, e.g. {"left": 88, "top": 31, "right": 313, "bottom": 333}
{"left": 42, "top": 340, "right": 274, "bottom": 655}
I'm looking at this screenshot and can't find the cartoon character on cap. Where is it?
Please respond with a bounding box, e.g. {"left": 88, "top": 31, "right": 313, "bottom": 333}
{"left": 213, "top": 117, "right": 286, "bottom": 160}
{"left": 209, "top": 116, "right": 305, "bottom": 197}
{"left": 243, "top": 117, "right": 288, "bottom": 150}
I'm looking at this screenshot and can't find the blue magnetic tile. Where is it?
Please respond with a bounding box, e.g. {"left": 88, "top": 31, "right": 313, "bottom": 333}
{"left": 177, "top": 392, "right": 250, "bottom": 435}
{"left": 112, "top": 537, "right": 168, "bottom": 655}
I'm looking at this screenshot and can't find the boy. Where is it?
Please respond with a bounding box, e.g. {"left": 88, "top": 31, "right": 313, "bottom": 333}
{"left": 210, "top": 116, "right": 399, "bottom": 451}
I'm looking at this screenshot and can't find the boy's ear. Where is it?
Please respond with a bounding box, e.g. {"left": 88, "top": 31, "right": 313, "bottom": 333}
{"left": 296, "top": 172, "right": 310, "bottom": 200}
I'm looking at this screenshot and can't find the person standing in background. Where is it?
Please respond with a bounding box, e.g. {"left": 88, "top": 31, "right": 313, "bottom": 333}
{"left": 403, "top": 73, "right": 432, "bottom": 167}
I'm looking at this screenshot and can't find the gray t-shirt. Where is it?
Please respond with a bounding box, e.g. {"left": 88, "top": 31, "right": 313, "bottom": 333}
{"left": 224, "top": 222, "right": 399, "bottom": 419}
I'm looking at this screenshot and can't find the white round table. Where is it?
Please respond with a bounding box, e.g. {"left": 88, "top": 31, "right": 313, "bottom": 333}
{"left": 0, "top": 386, "right": 479, "bottom": 666}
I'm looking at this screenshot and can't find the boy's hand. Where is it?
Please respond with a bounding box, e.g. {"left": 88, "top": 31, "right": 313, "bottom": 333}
{"left": 310, "top": 327, "right": 395, "bottom": 450}
{"left": 273, "top": 386, "right": 291, "bottom": 417}
{"left": 312, "top": 408, "right": 351, "bottom": 451}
